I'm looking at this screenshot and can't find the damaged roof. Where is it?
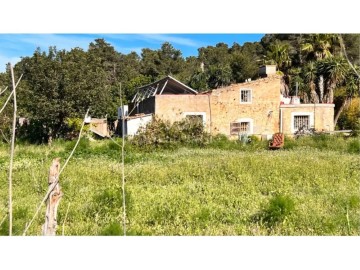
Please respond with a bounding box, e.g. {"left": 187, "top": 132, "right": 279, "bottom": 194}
{"left": 131, "top": 75, "right": 197, "bottom": 103}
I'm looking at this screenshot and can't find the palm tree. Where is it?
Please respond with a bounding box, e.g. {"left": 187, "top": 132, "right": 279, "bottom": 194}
{"left": 302, "top": 62, "right": 319, "bottom": 103}
{"left": 267, "top": 41, "right": 291, "bottom": 73}
{"left": 317, "top": 56, "right": 349, "bottom": 103}
{"left": 301, "top": 34, "right": 338, "bottom": 61}
{"left": 302, "top": 34, "right": 339, "bottom": 102}
{"left": 207, "top": 64, "right": 232, "bottom": 89}
{"left": 267, "top": 41, "right": 292, "bottom": 96}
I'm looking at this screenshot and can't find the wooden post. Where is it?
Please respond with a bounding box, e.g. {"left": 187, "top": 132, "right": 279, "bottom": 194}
{"left": 42, "top": 158, "right": 62, "bottom": 236}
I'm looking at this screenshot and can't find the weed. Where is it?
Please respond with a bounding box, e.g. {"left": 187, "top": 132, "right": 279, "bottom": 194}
{"left": 101, "top": 222, "right": 122, "bottom": 236}
{"left": 347, "top": 139, "right": 360, "bottom": 154}
{"left": 260, "top": 195, "right": 295, "bottom": 227}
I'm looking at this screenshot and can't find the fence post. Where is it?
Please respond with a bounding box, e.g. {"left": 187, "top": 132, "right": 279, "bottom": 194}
{"left": 42, "top": 158, "right": 62, "bottom": 236}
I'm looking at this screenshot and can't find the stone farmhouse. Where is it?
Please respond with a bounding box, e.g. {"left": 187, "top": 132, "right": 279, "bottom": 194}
{"left": 118, "top": 66, "right": 335, "bottom": 139}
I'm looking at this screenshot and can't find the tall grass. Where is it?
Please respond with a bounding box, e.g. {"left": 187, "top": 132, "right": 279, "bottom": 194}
{"left": 0, "top": 134, "right": 359, "bottom": 235}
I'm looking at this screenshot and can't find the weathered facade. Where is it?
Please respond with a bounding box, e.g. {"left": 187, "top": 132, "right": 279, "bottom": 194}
{"left": 122, "top": 73, "right": 335, "bottom": 138}
{"left": 280, "top": 104, "right": 335, "bottom": 134}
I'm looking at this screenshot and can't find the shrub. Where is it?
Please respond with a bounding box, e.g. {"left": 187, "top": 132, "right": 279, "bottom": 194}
{"left": 208, "top": 134, "right": 237, "bottom": 150}
{"left": 337, "top": 98, "right": 360, "bottom": 132}
{"left": 130, "top": 117, "right": 210, "bottom": 149}
{"left": 283, "top": 136, "right": 296, "bottom": 150}
{"left": 261, "top": 195, "right": 295, "bottom": 227}
{"left": 64, "top": 117, "right": 90, "bottom": 140}
{"left": 101, "top": 222, "right": 122, "bottom": 236}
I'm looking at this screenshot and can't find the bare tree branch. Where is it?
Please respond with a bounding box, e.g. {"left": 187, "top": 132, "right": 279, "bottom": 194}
{"left": 0, "top": 213, "right": 7, "bottom": 228}
{"left": 8, "top": 65, "right": 18, "bottom": 236}
{"left": 338, "top": 34, "right": 360, "bottom": 78}
{"left": 0, "top": 90, "right": 14, "bottom": 115}
{"left": 0, "top": 129, "right": 10, "bottom": 144}
{"left": 0, "top": 74, "right": 23, "bottom": 115}
{"left": 0, "top": 86, "right": 8, "bottom": 96}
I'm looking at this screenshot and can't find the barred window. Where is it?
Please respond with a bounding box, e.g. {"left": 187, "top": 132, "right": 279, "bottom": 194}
{"left": 240, "top": 89, "right": 252, "bottom": 103}
{"left": 230, "top": 121, "right": 250, "bottom": 135}
{"left": 294, "top": 115, "right": 309, "bottom": 130}
{"left": 184, "top": 112, "right": 206, "bottom": 126}
{"left": 185, "top": 114, "right": 203, "bottom": 124}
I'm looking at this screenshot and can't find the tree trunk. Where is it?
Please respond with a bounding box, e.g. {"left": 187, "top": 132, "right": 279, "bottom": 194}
{"left": 280, "top": 76, "right": 289, "bottom": 96}
{"left": 43, "top": 158, "right": 62, "bottom": 236}
{"left": 318, "top": 75, "right": 324, "bottom": 102}
{"left": 334, "top": 96, "right": 350, "bottom": 128}
{"left": 328, "top": 82, "right": 336, "bottom": 104}
{"left": 302, "top": 93, "right": 309, "bottom": 104}
{"left": 310, "top": 81, "right": 319, "bottom": 103}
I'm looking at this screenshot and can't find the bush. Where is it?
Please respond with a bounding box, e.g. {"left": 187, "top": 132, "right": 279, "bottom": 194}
{"left": 130, "top": 117, "right": 210, "bottom": 149}
{"left": 282, "top": 136, "right": 296, "bottom": 150}
{"left": 64, "top": 117, "right": 90, "bottom": 140}
{"left": 208, "top": 134, "right": 237, "bottom": 150}
{"left": 260, "top": 195, "right": 295, "bottom": 227}
{"left": 101, "top": 223, "right": 122, "bottom": 236}
{"left": 337, "top": 98, "right": 360, "bottom": 132}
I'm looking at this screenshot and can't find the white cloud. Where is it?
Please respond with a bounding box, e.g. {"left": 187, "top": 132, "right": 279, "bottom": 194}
{"left": 15, "top": 34, "right": 96, "bottom": 51}
{"left": 140, "top": 34, "right": 203, "bottom": 47}
{"left": 0, "top": 34, "right": 106, "bottom": 72}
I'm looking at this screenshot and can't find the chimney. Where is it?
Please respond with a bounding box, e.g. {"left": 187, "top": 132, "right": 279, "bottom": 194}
{"left": 259, "top": 65, "right": 277, "bottom": 78}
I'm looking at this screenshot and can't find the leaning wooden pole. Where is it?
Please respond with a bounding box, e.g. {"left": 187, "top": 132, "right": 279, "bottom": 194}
{"left": 8, "top": 64, "right": 17, "bottom": 236}
{"left": 119, "top": 82, "right": 126, "bottom": 236}
{"left": 42, "top": 158, "right": 63, "bottom": 236}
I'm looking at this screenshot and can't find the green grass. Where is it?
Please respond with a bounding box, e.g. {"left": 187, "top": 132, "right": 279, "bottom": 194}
{"left": 0, "top": 135, "right": 359, "bottom": 236}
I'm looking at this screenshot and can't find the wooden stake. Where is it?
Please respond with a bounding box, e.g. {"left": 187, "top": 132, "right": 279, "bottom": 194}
{"left": 23, "top": 108, "right": 89, "bottom": 236}
{"left": 42, "top": 158, "right": 63, "bottom": 236}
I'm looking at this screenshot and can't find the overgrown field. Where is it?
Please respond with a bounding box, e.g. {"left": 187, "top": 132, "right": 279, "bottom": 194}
{"left": 0, "top": 135, "right": 359, "bottom": 236}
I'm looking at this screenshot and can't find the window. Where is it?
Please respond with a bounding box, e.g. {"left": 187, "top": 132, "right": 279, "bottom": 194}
{"left": 291, "top": 112, "right": 314, "bottom": 133}
{"left": 240, "top": 89, "right": 252, "bottom": 103}
{"left": 294, "top": 115, "right": 309, "bottom": 130}
{"left": 186, "top": 114, "right": 203, "bottom": 125}
{"left": 183, "top": 112, "right": 206, "bottom": 126}
{"left": 230, "top": 118, "right": 254, "bottom": 135}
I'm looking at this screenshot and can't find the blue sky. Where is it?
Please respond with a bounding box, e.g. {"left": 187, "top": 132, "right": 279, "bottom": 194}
{"left": 0, "top": 34, "right": 264, "bottom": 72}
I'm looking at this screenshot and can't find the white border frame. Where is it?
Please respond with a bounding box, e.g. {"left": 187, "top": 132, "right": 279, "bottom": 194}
{"left": 234, "top": 117, "right": 254, "bottom": 135}
{"left": 240, "top": 88, "right": 252, "bottom": 104}
{"left": 183, "top": 112, "right": 207, "bottom": 126}
{"left": 291, "top": 112, "right": 314, "bottom": 133}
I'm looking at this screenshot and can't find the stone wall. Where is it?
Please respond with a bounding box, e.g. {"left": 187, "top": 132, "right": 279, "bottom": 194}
{"left": 155, "top": 75, "right": 282, "bottom": 137}
{"left": 130, "top": 75, "right": 335, "bottom": 137}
